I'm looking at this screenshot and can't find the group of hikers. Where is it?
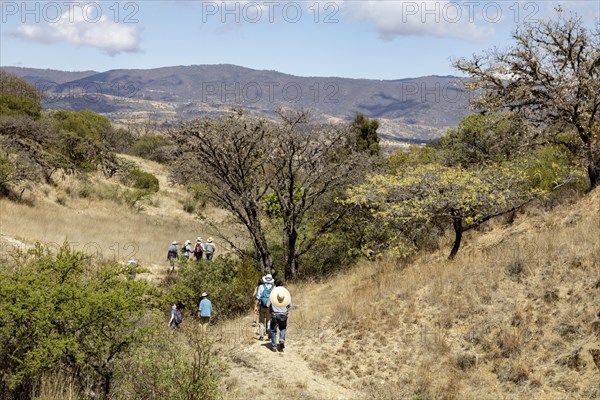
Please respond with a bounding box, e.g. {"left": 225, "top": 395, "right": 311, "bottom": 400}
{"left": 167, "top": 237, "right": 216, "bottom": 272}
{"left": 169, "top": 292, "right": 213, "bottom": 333}
{"left": 253, "top": 273, "right": 292, "bottom": 352}
{"left": 167, "top": 273, "right": 291, "bottom": 353}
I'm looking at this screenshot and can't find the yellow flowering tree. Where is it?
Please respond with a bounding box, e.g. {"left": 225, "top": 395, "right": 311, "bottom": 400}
{"left": 345, "top": 163, "right": 539, "bottom": 259}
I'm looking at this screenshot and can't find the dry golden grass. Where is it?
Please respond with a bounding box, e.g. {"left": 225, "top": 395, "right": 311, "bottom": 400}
{"left": 3, "top": 156, "right": 600, "bottom": 399}
{"left": 0, "top": 155, "right": 243, "bottom": 280}
{"left": 219, "top": 188, "right": 600, "bottom": 399}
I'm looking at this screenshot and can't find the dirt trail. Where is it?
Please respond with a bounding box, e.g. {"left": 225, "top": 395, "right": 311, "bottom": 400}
{"left": 217, "top": 319, "right": 359, "bottom": 400}
{"left": 212, "top": 276, "right": 367, "bottom": 399}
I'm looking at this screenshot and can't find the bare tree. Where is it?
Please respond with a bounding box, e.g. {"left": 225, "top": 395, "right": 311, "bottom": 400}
{"left": 170, "top": 111, "right": 275, "bottom": 273}
{"left": 170, "top": 110, "right": 369, "bottom": 279}
{"left": 270, "top": 109, "right": 365, "bottom": 279}
{"left": 453, "top": 10, "right": 600, "bottom": 188}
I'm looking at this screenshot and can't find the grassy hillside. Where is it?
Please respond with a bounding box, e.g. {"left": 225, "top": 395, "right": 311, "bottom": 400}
{"left": 0, "top": 155, "right": 240, "bottom": 281}
{"left": 218, "top": 189, "right": 600, "bottom": 399}
{"left": 1, "top": 153, "right": 598, "bottom": 399}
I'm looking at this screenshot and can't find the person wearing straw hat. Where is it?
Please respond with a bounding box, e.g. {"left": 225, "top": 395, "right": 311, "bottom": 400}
{"left": 269, "top": 286, "right": 291, "bottom": 352}
{"left": 256, "top": 274, "right": 274, "bottom": 340}
{"left": 198, "top": 292, "right": 212, "bottom": 334}
{"left": 167, "top": 241, "right": 178, "bottom": 273}
{"left": 204, "top": 237, "right": 216, "bottom": 261}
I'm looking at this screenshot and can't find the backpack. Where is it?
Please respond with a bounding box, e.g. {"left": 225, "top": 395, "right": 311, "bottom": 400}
{"left": 175, "top": 309, "right": 183, "bottom": 324}
{"left": 195, "top": 243, "right": 202, "bottom": 253}
{"left": 259, "top": 284, "right": 273, "bottom": 307}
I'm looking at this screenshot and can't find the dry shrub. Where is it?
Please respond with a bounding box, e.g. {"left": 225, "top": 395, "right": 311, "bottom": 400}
{"left": 497, "top": 325, "right": 525, "bottom": 358}
{"left": 455, "top": 352, "right": 477, "bottom": 371}
{"left": 499, "top": 359, "right": 530, "bottom": 384}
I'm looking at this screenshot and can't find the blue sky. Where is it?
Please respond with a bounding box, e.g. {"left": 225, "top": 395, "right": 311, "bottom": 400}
{"left": 1, "top": 1, "right": 598, "bottom": 79}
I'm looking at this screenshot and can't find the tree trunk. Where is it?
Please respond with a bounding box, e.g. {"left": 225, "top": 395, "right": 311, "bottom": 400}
{"left": 449, "top": 217, "right": 463, "bottom": 260}
{"left": 247, "top": 206, "right": 274, "bottom": 274}
{"left": 252, "top": 233, "right": 274, "bottom": 274}
{"left": 283, "top": 226, "right": 298, "bottom": 280}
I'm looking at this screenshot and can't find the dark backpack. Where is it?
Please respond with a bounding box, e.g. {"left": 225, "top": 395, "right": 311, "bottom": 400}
{"left": 259, "top": 284, "right": 273, "bottom": 307}
{"left": 175, "top": 309, "right": 183, "bottom": 324}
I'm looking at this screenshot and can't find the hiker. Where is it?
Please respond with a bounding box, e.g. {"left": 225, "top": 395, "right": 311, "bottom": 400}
{"left": 168, "top": 303, "right": 182, "bottom": 330}
{"left": 181, "top": 240, "right": 192, "bottom": 260}
{"left": 256, "top": 274, "right": 274, "bottom": 340}
{"left": 269, "top": 286, "right": 291, "bottom": 352}
{"left": 198, "top": 292, "right": 212, "bottom": 334}
{"left": 204, "top": 237, "right": 216, "bottom": 261}
{"left": 126, "top": 258, "right": 137, "bottom": 280}
{"left": 193, "top": 237, "right": 204, "bottom": 261}
{"left": 167, "top": 241, "right": 178, "bottom": 272}
{"left": 251, "top": 278, "right": 263, "bottom": 326}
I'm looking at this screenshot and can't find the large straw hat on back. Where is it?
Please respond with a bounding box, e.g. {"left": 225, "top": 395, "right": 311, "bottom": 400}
{"left": 269, "top": 286, "right": 291, "bottom": 307}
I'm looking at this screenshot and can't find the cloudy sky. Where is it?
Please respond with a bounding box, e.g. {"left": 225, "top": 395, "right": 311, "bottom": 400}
{"left": 1, "top": 1, "right": 598, "bottom": 79}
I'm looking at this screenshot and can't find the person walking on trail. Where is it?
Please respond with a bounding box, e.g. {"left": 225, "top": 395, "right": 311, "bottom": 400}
{"left": 198, "top": 292, "right": 212, "bottom": 334}
{"left": 252, "top": 278, "right": 263, "bottom": 326}
{"left": 204, "top": 237, "right": 216, "bottom": 261}
{"left": 167, "top": 241, "right": 178, "bottom": 273}
{"left": 193, "top": 237, "right": 204, "bottom": 261}
{"left": 181, "top": 240, "right": 192, "bottom": 260}
{"left": 256, "top": 274, "right": 274, "bottom": 341}
{"left": 269, "top": 286, "right": 291, "bottom": 352}
{"left": 168, "top": 304, "right": 182, "bottom": 330}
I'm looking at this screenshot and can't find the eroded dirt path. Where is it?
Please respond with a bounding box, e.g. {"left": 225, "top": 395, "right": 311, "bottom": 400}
{"left": 216, "top": 319, "right": 359, "bottom": 400}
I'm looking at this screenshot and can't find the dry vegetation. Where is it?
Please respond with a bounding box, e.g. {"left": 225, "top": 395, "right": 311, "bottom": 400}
{"left": 0, "top": 155, "right": 242, "bottom": 281}
{"left": 219, "top": 189, "right": 600, "bottom": 399}
{"left": 1, "top": 153, "right": 599, "bottom": 399}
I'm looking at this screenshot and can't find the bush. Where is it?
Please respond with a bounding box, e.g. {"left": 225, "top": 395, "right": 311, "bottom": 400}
{"left": 122, "top": 167, "right": 160, "bottom": 192}
{"left": 0, "top": 71, "right": 42, "bottom": 118}
{"left": 168, "top": 257, "right": 261, "bottom": 321}
{"left": 103, "top": 127, "right": 136, "bottom": 153}
{"left": 130, "top": 135, "right": 174, "bottom": 163}
{"left": 0, "top": 243, "right": 158, "bottom": 399}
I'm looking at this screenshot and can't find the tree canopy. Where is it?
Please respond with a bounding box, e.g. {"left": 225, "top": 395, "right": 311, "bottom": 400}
{"left": 453, "top": 10, "right": 600, "bottom": 188}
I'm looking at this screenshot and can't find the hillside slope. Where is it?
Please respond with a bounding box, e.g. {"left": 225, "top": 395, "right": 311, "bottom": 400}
{"left": 2, "top": 65, "right": 471, "bottom": 142}
{"left": 1, "top": 157, "right": 598, "bottom": 399}
{"left": 218, "top": 189, "right": 600, "bottom": 399}
{"left": 0, "top": 155, "right": 241, "bottom": 281}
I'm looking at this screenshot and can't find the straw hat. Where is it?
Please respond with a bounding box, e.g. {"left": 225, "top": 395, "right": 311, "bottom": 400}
{"left": 185, "top": 239, "right": 191, "bottom": 245}
{"left": 207, "top": 237, "right": 213, "bottom": 242}
{"left": 197, "top": 237, "right": 202, "bottom": 242}
{"left": 262, "top": 274, "right": 274, "bottom": 284}
{"left": 201, "top": 292, "right": 208, "bottom": 297}
{"left": 269, "top": 286, "right": 291, "bottom": 308}
{"left": 172, "top": 241, "right": 177, "bottom": 245}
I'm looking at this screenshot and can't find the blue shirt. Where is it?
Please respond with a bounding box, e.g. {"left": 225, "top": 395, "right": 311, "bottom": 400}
{"left": 199, "top": 298, "right": 212, "bottom": 317}
{"left": 167, "top": 245, "right": 178, "bottom": 259}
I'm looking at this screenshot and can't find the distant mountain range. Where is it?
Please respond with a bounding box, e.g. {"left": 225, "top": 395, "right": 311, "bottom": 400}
{"left": 1, "top": 64, "right": 474, "bottom": 142}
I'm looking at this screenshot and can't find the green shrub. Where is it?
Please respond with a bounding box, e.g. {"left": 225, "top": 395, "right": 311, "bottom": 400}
{"left": 0, "top": 72, "right": 42, "bottom": 118}
{"left": 0, "top": 243, "right": 157, "bottom": 399}
{"left": 130, "top": 135, "right": 174, "bottom": 163}
{"left": 122, "top": 167, "right": 160, "bottom": 192}
{"left": 169, "top": 257, "right": 261, "bottom": 321}
{"left": 112, "top": 318, "right": 223, "bottom": 400}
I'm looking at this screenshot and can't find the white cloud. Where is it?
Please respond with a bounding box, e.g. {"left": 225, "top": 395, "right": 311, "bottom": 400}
{"left": 12, "top": 4, "right": 140, "bottom": 56}
{"left": 339, "top": 0, "right": 495, "bottom": 42}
